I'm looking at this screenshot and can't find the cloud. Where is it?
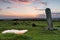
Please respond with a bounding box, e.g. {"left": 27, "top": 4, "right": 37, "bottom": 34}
{"left": 40, "top": 2, "right": 47, "bottom": 6}
{"left": 0, "top": 8, "right": 2, "bottom": 12}
{"left": 6, "top": 7, "right": 11, "bottom": 9}
{"left": 32, "top": 0, "right": 47, "bottom": 6}
{"left": 0, "top": 0, "right": 11, "bottom": 4}
{"left": 11, "top": 0, "right": 32, "bottom": 4}
{"left": 19, "top": 0, "right": 29, "bottom": 2}
{"left": 0, "top": 0, "right": 47, "bottom": 5}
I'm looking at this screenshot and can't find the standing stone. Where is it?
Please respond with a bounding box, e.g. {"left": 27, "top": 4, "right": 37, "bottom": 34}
{"left": 45, "top": 8, "right": 53, "bottom": 30}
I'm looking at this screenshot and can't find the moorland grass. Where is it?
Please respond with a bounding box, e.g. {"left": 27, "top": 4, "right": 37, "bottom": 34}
{"left": 0, "top": 21, "right": 60, "bottom": 40}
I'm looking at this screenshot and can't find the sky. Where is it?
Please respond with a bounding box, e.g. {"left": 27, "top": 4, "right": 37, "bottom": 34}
{"left": 0, "top": 0, "right": 60, "bottom": 19}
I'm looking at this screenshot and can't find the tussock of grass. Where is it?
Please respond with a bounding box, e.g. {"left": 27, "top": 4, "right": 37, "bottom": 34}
{"left": 0, "top": 33, "right": 32, "bottom": 40}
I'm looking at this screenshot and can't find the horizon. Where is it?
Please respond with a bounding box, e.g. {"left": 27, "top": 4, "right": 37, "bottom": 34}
{"left": 0, "top": 13, "right": 60, "bottom": 19}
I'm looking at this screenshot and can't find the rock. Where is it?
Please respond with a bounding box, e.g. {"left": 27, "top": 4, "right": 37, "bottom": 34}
{"left": 2, "top": 29, "right": 28, "bottom": 34}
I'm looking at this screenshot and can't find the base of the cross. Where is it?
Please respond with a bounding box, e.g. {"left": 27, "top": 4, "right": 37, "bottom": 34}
{"left": 45, "top": 27, "right": 58, "bottom": 31}
{"left": 47, "top": 28, "right": 57, "bottom": 31}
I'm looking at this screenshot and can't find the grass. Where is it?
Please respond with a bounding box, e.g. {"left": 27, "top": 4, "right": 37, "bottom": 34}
{"left": 0, "top": 20, "right": 60, "bottom": 40}
{"left": 0, "top": 33, "right": 32, "bottom": 40}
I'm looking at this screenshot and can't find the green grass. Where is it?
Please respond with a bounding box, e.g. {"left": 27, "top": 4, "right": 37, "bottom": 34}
{"left": 0, "top": 21, "right": 60, "bottom": 40}
{"left": 0, "top": 33, "right": 32, "bottom": 40}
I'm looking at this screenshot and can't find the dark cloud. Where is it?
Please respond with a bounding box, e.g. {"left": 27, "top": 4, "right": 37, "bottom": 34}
{"left": 11, "top": 0, "right": 29, "bottom": 2}
{"left": 0, "top": 0, "right": 11, "bottom": 4}
{"left": 19, "top": 0, "right": 29, "bottom": 2}
{"left": 10, "top": 0, "right": 31, "bottom": 4}
{"left": 7, "top": 7, "right": 11, "bottom": 9}
{"left": 40, "top": 2, "right": 47, "bottom": 6}
{"left": 0, "top": 0, "right": 2, "bottom": 2}
{"left": 0, "top": 0, "right": 47, "bottom": 5}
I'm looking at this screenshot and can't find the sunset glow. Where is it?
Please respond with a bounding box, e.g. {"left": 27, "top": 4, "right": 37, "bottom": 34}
{"left": 0, "top": 0, "right": 60, "bottom": 19}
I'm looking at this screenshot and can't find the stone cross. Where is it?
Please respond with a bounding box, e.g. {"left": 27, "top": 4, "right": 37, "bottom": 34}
{"left": 45, "top": 8, "right": 53, "bottom": 30}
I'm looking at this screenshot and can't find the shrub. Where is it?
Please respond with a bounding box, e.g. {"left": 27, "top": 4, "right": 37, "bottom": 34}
{"left": 32, "top": 23, "right": 36, "bottom": 27}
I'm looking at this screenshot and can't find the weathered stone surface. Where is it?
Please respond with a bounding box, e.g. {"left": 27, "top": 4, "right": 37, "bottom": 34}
{"left": 45, "top": 8, "right": 53, "bottom": 30}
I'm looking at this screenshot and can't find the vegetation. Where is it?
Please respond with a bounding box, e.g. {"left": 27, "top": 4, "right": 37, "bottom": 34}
{"left": 0, "top": 20, "right": 60, "bottom": 40}
{"left": 0, "top": 33, "right": 32, "bottom": 40}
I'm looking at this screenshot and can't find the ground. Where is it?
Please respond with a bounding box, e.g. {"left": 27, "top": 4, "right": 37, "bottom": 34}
{"left": 0, "top": 20, "right": 60, "bottom": 40}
